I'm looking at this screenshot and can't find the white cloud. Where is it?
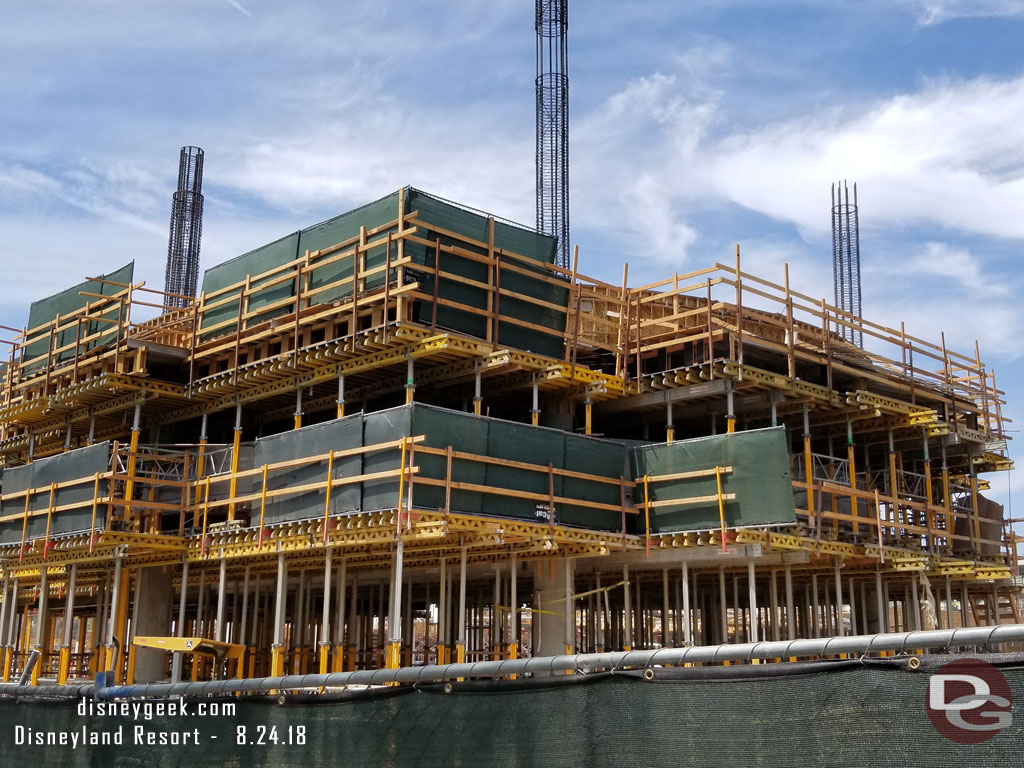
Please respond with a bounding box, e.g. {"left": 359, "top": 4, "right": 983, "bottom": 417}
{"left": 909, "top": 0, "right": 1024, "bottom": 25}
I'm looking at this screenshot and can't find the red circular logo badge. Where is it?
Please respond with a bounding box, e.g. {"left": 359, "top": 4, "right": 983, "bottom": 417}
{"left": 926, "top": 658, "right": 1013, "bottom": 744}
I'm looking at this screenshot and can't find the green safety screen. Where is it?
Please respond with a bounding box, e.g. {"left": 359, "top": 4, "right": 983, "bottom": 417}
{"left": 197, "top": 188, "right": 569, "bottom": 358}
{"left": 0, "top": 442, "right": 111, "bottom": 542}
{"left": 631, "top": 427, "right": 796, "bottom": 533}
{"left": 3, "top": 657, "right": 1022, "bottom": 767}
{"left": 251, "top": 404, "right": 623, "bottom": 531}
{"left": 23, "top": 263, "right": 134, "bottom": 374}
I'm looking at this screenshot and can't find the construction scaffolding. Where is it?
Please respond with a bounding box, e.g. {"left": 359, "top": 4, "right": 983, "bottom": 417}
{"left": 0, "top": 186, "right": 1017, "bottom": 691}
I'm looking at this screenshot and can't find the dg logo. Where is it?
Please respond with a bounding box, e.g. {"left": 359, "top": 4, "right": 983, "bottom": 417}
{"left": 926, "top": 658, "right": 1013, "bottom": 744}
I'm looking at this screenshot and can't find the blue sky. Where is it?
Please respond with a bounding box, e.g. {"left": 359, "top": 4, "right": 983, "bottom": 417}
{"left": 2, "top": 0, "right": 1024, "bottom": 517}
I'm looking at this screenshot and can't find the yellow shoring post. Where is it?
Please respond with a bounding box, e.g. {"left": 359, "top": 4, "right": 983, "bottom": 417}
{"left": 228, "top": 404, "right": 242, "bottom": 521}
{"left": 43, "top": 483, "right": 56, "bottom": 560}
{"left": 803, "top": 436, "right": 814, "bottom": 525}
{"left": 874, "top": 489, "right": 886, "bottom": 557}
{"left": 847, "top": 421, "right": 858, "bottom": 537}
{"left": 89, "top": 473, "right": 100, "bottom": 553}
{"left": 643, "top": 475, "right": 652, "bottom": 557}
{"left": 396, "top": 438, "right": 407, "bottom": 530}
{"left": 923, "top": 433, "right": 934, "bottom": 551}
{"left": 405, "top": 357, "right": 415, "bottom": 405}
{"left": 585, "top": 400, "right": 593, "bottom": 435}
{"left": 30, "top": 571, "right": 46, "bottom": 686}
{"left": 57, "top": 565, "right": 75, "bottom": 685}
{"left": 200, "top": 478, "right": 211, "bottom": 557}
{"left": 970, "top": 472, "right": 982, "bottom": 552}
{"left": 123, "top": 406, "right": 142, "bottom": 525}
{"left": 322, "top": 450, "right": 334, "bottom": 543}
{"left": 194, "top": 452, "right": 207, "bottom": 522}
{"left": 716, "top": 466, "right": 727, "bottom": 553}
{"left": 19, "top": 490, "right": 30, "bottom": 564}
{"left": 258, "top": 464, "right": 269, "bottom": 547}
{"left": 336, "top": 372, "right": 345, "bottom": 420}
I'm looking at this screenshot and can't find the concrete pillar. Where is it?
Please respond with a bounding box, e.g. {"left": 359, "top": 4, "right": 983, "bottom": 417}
{"left": 132, "top": 565, "right": 174, "bottom": 683}
{"left": 534, "top": 558, "right": 574, "bottom": 656}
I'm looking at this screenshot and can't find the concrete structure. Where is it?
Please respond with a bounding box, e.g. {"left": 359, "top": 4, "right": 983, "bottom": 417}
{"left": 0, "top": 186, "right": 1018, "bottom": 686}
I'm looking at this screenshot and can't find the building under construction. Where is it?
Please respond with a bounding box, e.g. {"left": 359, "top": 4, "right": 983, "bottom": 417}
{"left": 0, "top": 186, "right": 1019, "bottom": 690}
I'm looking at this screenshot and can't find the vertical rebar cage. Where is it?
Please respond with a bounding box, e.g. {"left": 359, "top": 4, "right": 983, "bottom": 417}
{"left": 831, "top": 181, "right": 862, "bottom": 346}
{"left": 536, "top": 0, "right": 569, "bottom": 271}
{"left": 164, "top": 146, "right": 205, "bottom": 309}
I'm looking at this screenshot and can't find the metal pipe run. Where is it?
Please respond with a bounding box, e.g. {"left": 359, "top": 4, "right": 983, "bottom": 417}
{"left": 91, "top": 624, "right": 1024, "bottom": 700}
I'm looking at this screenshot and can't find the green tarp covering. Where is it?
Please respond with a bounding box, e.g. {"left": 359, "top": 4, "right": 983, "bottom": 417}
{"left": 631, "top": 427, "right": 796, "bottom": 533}
{"left": 251, "top": 404, "right": 623, "bottom": 531}
{"left": 0, "top": 442, "right": 111, "bottom": 542}
{"left": 3, "top": 657, "right": 1022, "bottom": 767}
{"left": 197, "top": 189, "right": 568, "bottom": 358}
{"left": 23, "top": 263, "right": 134, "bottom": 374}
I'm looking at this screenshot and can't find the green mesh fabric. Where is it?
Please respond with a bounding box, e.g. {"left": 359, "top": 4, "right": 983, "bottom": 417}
{"left": 23, "top": 263, "right": 134, "bottom": 374}
{"left": 4, "top": 658, "right": 1022, "bottom": 767}
{"left": 631, "top": 427, "right": 797, "bottom": 533}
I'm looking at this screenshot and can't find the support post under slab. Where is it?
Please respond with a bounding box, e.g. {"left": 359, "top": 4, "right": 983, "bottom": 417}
{"left": 747, "top": 560, "right": 758, "bottom": 645}
{"left": 530, "top": 380, "right": 540, "bottom": 426}
{"left": 58, "top": 564, "right": 76, "bottom": 685}
{"left": 271, "top": 553, "right": 287, "bottom": 677}
{"left": 473, "top": 371, "right": 482, "bottom": 416}
{"left": 386, "top": 541, "right": 404, "bottom": 670}
{"left": 437, "top": 558, "right": 447, "bottom": 665}
{"left": 215, "top": 557, "right": 227, "bottom": 642}
{"left": 2, "top": 577, "right": 17, "bottom": 682}
{"left": 228, "top": 403, "right": 242, "bottom": 521}
{"left": 405, "top": 358, "right": 415, "bottom": 405}
{"left": 456, "top": 546, "right": 468, "bottom": 664}
{"left": 681, "top": 561, "right": 691, "bottom": 646}
{"left": 31, "top": 567, "right": 48, "bottom": 685}
{"left": 337, "top": 373, "right": 345, "bottom": 419}
{"left": 509, "top": 553, "right": 519, "bottom": 660}
{"left": 171, "top": 560, "right": 188, "bottom": 683}
{"left": 319, "top": 549, "right": 333, "bottom": 674}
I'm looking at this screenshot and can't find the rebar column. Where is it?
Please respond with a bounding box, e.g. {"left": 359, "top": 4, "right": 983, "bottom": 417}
{"left": 164, "top": 146, "right": 204, "bottom": 308}
{"left": 831, "top": 180, "right": 862, "bottom": 346}
{"left": 536, "top": 0, "right": 570, "bottom": 270}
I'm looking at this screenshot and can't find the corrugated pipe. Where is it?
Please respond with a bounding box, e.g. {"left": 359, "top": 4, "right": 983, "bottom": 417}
{"left": 90, "top": 624, "right": 1024, "bottom": 700}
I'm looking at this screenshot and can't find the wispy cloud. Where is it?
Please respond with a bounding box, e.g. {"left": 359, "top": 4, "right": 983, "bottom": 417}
{"left": 222, "top": 0, "right": 254, "bottom": 19}
{"left": 909, "top": 0, "right": 1024, "bottom": 26}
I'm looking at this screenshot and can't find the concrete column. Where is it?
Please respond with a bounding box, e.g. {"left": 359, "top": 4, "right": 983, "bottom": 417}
{"left": 132, "top": 565, "right": 174, "bottom": 683}
{"left": 534, "top": 558, "right": 574, "bottom": 656}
